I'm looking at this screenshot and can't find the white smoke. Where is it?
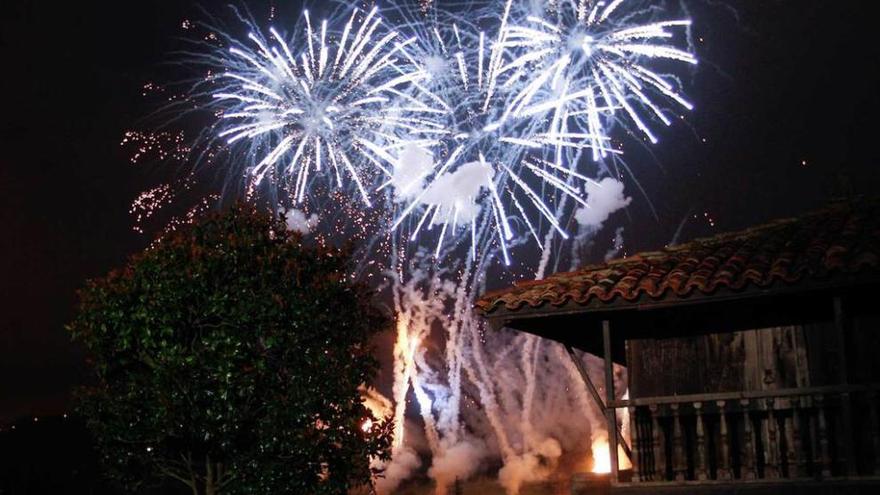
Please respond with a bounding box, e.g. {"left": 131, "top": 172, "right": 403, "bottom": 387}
{"left": 374, "top": 445, "right": 422, "bottom": 494}
{"left": 421, "top": 161, "right": 493, "bottom": 225}
{"left": 574, "top": 178, "right": 631, "bottom": 229}
{"left": 498, "top": 438, "right": 562, "bottom": 495}
{"left": 604, "top": 226, "right": 625, "bottom": 261}
{"left": 283, "top": 207, "right": 318, "bottom": 234}
{"left": 378, "top": 224, "right": 624, "bottom": 494}
{"left": 392, "top": 145, "right": 494, "bottom": 225}
{"left": 429, "top": 437, "right": 488, "bottom": 495}
{"left": 391, "top": 143, "right": 435, "bottom": 202}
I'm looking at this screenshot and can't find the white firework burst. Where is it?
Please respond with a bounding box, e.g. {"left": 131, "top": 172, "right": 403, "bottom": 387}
{"left": 503, "top": 0, "right": 697, "bottom": 160}
{"left": 212, "top": 6, "right": 441, "bottom": 206}
{"left": 383, "top": 2, "right": 609, "bottom": 265}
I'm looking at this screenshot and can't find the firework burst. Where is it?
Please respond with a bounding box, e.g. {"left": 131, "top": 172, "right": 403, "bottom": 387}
{"left": 383, "top": 2, "right": 611, "bottom": 266}
{"left": 503, "top": 0, "right": 696, "bottom": 159}
{"left": 211, "top": 6, "right": 441, "bottom": 207}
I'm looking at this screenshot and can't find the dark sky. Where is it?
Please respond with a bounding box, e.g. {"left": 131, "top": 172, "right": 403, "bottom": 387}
{"left": 2, "top": 0, "right": 879, "bottom": 423}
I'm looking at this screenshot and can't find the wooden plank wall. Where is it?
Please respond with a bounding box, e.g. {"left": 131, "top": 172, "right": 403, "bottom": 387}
{"left": 626, "top": 324, "right": 833, "bottom": 398}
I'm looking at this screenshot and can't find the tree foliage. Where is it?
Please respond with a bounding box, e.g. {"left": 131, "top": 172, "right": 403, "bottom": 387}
{"left": 69, "top": 205, "right": 392, "bottom": 495}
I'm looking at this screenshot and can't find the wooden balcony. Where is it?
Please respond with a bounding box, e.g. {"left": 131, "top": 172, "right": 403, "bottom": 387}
{"left": 609, "top": 385, "right": 880, "bottom": 486}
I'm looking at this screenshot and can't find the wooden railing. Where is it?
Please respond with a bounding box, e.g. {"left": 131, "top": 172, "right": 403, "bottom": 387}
{"left": 609, "top": 385, "right": 880, "bottom": 483}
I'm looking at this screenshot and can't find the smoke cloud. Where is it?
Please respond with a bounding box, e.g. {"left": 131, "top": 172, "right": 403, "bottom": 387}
{"left": 392, "top": 145, "right": 494, "bottom": 225}
{"left": 374, "top": 445, "right": 422, "bottom": 494}
{"left": 429, "top": 436, "right": 488, "bottom": 494}
{"left": 575, "top": 178, "right": 631, "bottom": 230}
{"left": 283, "top": 207, "right": 318, "bottom": 234}
{"left": 498, "top": 438, "right": 562, "bottom": 495}
{"left": 391, "top": 143, "right": 435, "bottom": 202}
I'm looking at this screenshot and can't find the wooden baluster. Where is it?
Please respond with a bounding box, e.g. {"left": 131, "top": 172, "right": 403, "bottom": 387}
{"left": 757, "top": 400, "right": 769, "bottom": 479}
{"left": 741, "top": 399, "right": 756, "bottom": 480}
{"left": 630, "top": 406, "right": 641, "bottom": 482}
{"left": 671, "top": 403, "right": 686, "bottom": 480}
{"left": 870, "top": 392, "right": 880, "bottom": 475}
{"left": 786, "top": 398, "right": 802, "bottom": 478}
{"left": 717, "top": 400, "right": 731, "bottom": 480}
{"left": 808, "top": 396, "right": 820, "bottom": 477}
{"left": 765, "top": 398, "right": 780, "bottom": 478}
{"left": 650, "top": 404, "right": 664, "bottom": 481}
{"left": 816, "top": 394, "right": 832, "bottom": 478}
{"left": 694, "top": 402, "right": 708, "bottom": 480}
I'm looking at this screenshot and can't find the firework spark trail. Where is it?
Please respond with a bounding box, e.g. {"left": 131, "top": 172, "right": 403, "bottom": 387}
{"left": 389, "top": 266, "right": 450, "bottom": 452}
{"left": 464, "top": 325, "right": 516, "bottom": 460}
{"left": 518, "top": 335, "right": 542, "bottom": 449}
{"left": 382, "top": 206, "right": 530, "bottom": 493}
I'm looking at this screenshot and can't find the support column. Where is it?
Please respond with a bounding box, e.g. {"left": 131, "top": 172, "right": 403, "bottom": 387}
{"left": 695, "top": 402, "right": 708, "bottom": 480}
{"left": 630, "top": 406, "right": 641, "bottom": 482}
{"left": 565, "top": 344, "right": 632, "bottom": 463}
{"left": 833, "top": 296, "right": 856, "bottom": 476}
{"left": 604, "top": 320, "right": 619, "bottom": 483}
{"left": 741, "top": 399, "right": 756, "bottom": 480}
{"left": 869, "top": 391, "right": 880, "bottom": 475}
{"left": 765, "top": 398, "right": 780, "bottom": 478}
{"left": 672, "top": 403, "right": 686, "bottom": 481}
{"left": 717, "top": 401, "right": 731, "bottom": 480}
{"left": 650, "top": 404, "right": 665, "bottom": 481}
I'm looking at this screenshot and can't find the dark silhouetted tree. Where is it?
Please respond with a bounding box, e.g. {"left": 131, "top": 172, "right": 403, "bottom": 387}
{"left": 69, "top": 205, "right": 392, "bottom": 495}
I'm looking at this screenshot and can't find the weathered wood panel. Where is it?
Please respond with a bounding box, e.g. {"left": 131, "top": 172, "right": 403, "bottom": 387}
{"left": 628, "top": 326, "right": 816, "bottom": 399}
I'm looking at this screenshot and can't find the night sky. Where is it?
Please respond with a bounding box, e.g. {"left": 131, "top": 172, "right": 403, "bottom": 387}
{"left": 2, "top": 0, "right": 879, "bottom": 423}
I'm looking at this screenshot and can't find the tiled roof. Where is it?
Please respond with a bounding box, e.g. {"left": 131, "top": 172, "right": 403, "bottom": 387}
{"left": 476, "top": 199, "right": 880, "bottom": 316}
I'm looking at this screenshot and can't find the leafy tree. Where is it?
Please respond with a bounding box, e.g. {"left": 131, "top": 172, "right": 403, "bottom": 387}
{"left": 69, "top": 205, "right": 392, "bottom": 495}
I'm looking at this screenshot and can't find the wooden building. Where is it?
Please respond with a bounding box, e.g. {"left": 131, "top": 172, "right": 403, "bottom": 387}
{"left": 476, "top": 199, "right": 880, "bottom": 493}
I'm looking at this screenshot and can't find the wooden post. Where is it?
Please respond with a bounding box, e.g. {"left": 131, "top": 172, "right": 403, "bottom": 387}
{"left": 565, "top": 344, "right": 633, "bottom": 462}
{"left": 671, "top": 403, "right": 686, "bottom": 481}
{"left": 808, "top": 398, "right": 820, "bottom": 477}
{"left": 765, "top": 398, "right": 780, "bottom": 478}
{"left": 603, "top": 320, "right": 619, "bottom": 483}
{"left": 650, "top": 404, "right": 665, "bottom": 481}
{"left": 869, "top": 391, "right": 880, "bottom": 475}
{"left": 816, "top": 394, "right": 832, "bottom": 478}
{"left": 695, "top": 402, "right": 708, "bottom": 480}
{"left": 787, "top": 398, "right": 802, "bottom": 478}
{"left": 717, "top": 400, "right": 731, "bottom": 480}
{"left": 630, "top": 406, "right": 641, "bottom": 482}
{"left": 833, "top": 296, "right": 856, "bottom": 476}
{"left": 741, "top": 399, "right": 756, "bottom": 480}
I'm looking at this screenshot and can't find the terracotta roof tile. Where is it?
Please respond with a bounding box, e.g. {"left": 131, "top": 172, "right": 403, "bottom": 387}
{"left": 476, "top": 199, "right": 880, "bottom": 316}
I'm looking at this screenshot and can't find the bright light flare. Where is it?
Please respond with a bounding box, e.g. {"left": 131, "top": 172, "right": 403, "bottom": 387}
{"left": 591, "top": 437, "right": 612, "bottom": 474}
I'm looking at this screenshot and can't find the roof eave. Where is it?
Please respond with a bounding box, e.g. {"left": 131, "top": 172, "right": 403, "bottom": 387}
{"left": 479, "top": 270, "right": 880, "bottom": 325}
